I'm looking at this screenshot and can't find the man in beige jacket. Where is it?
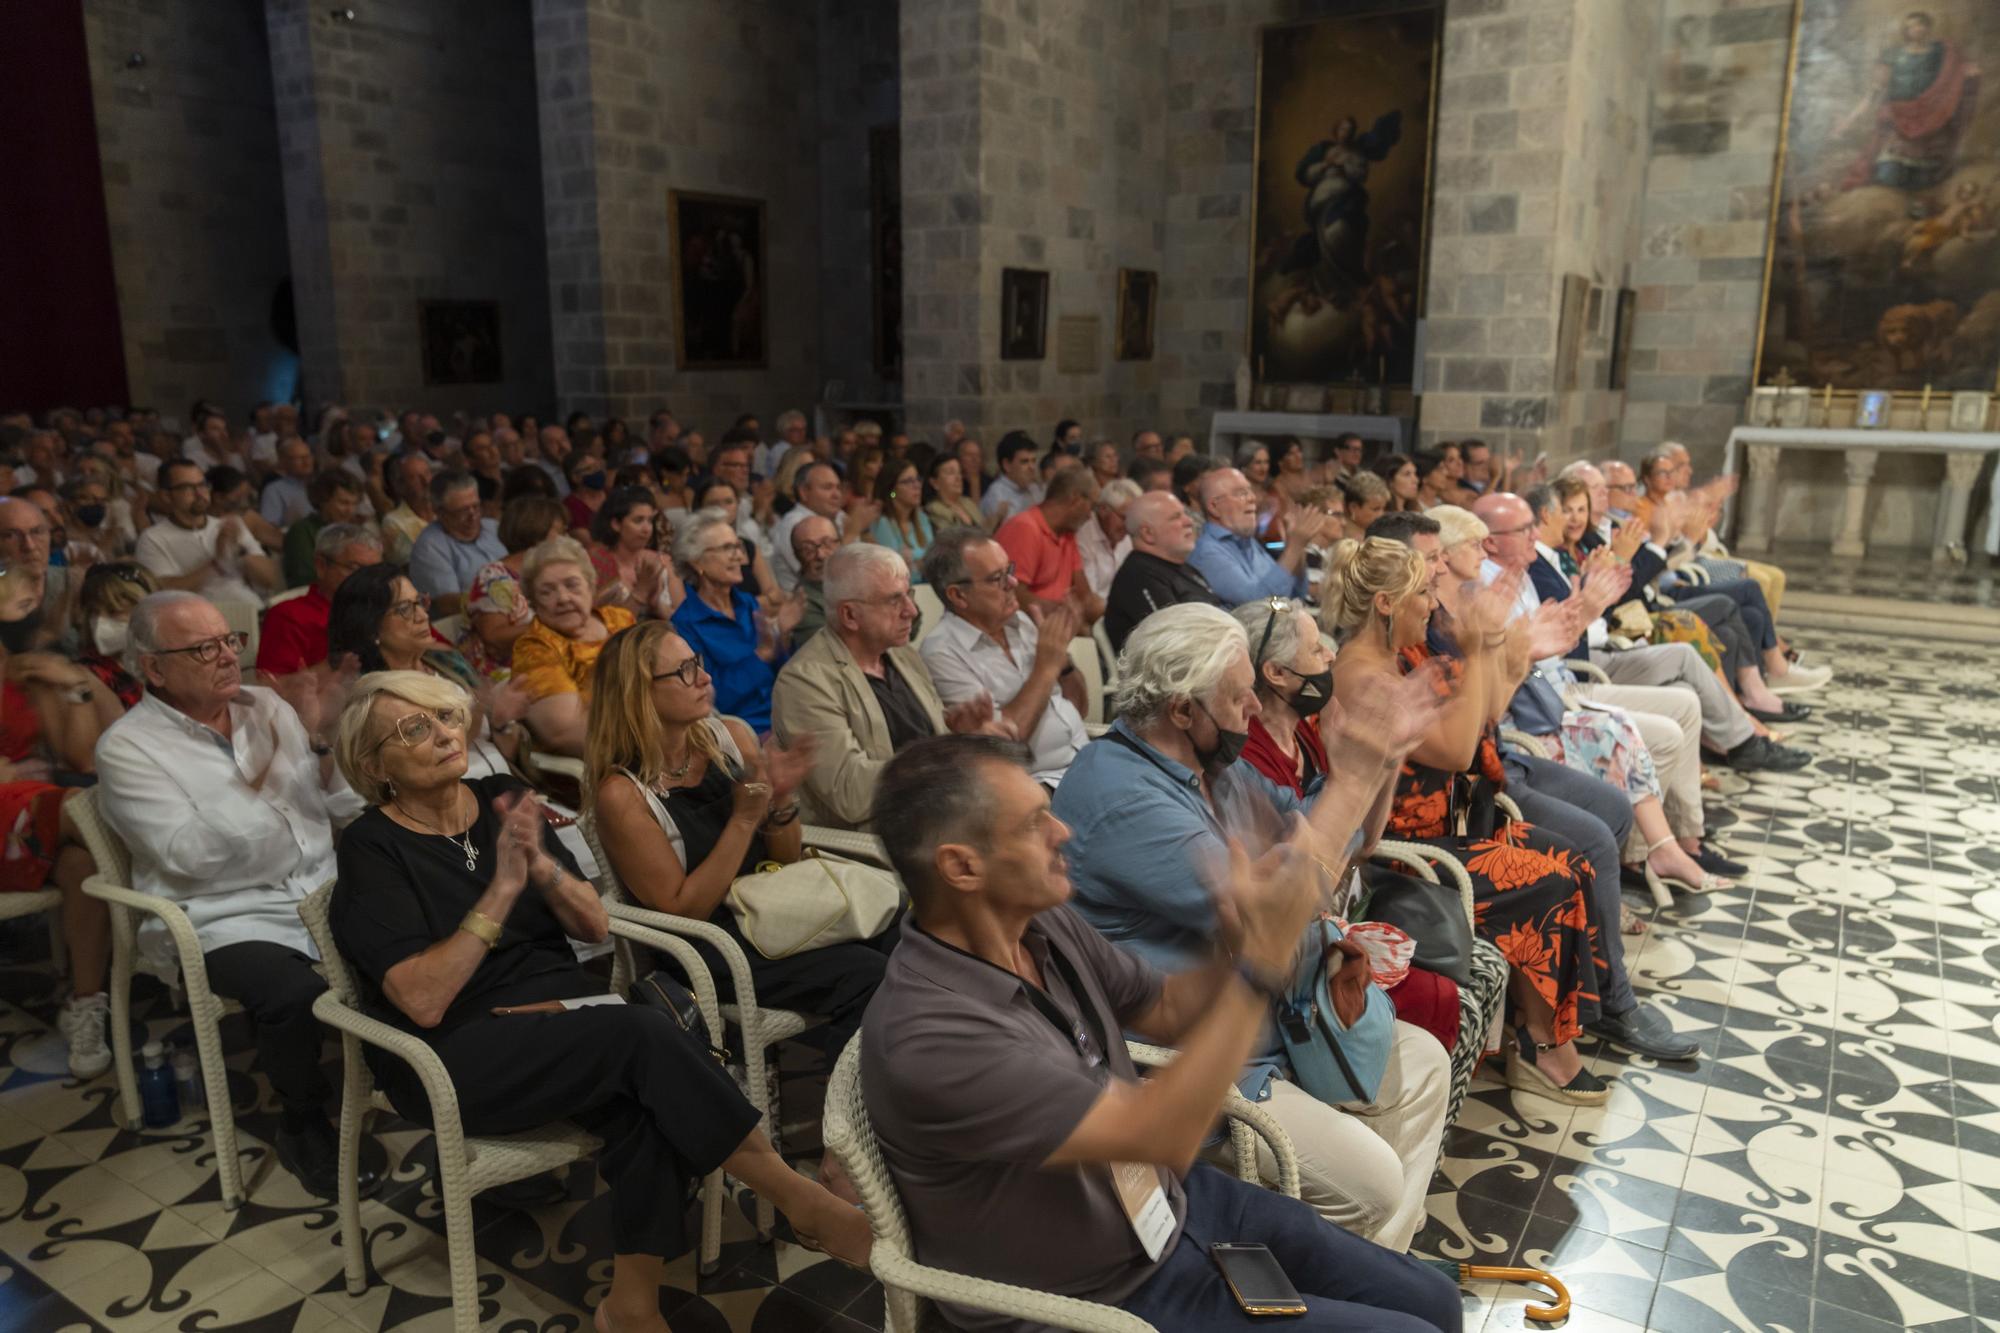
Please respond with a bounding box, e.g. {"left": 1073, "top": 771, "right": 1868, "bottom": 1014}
{"left": 771, "top": 544, "right": 1005, "bottom": 828}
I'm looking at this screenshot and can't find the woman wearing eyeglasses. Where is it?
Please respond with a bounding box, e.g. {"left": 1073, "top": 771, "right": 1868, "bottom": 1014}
{"left": 869, "top": 460, "right": 936, "bottom": 580}
{"left": 1231, "top": 596, "right": 1338, "bottom": 798}
{"left": 668, "top": 510, "right": 802, "bottom": 734}
{"left": 329, "top": 563, "right": 524, "bottom": 780}
{"left": 330, "top": 671, "right": 870, "bottom": 1329}
{"left": 588, "top": 622, "right": 895, "bottom": 1056}
{"left": 511, "top": 536, "right": 638, "bottom": 758}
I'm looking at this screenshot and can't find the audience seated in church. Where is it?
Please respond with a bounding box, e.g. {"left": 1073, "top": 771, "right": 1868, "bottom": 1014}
{"left": 788, "top": 515, "right": 838, "bottom": 646}
{"left": 134, "top": 460, "right": 279, "bottom": 608}
{"left": 378, "top": 452, "right": 435, "bottom": 564}
{"left": 1104, "top": 490, "right": 1223, "bottom": 656}
{"left": 585, "top": 621, "right": 896, "bottom": 1056}
{"left": 1189, "top": 467, "right": 1328, "bottom": 604}
{"left": 258, "top": 437, "right": 317, "bottom": 529}
{"left": 994, "top": 461, "right": 1100, "bottom": 619}
{"left": 1369, "top": 453, "right": 1422, "bottom": 513}
{"left": 95, "top": 590, "right": 375, "bottom": 1197}
{"left": 863, "top": 733, "right": 1462, "bottom": 1332}
{"left": 923, "top": 451, "right": 983, "bottom": 534}
{"left": 408, "top": 469, "right": 504, "bottom": 617}
{"left": 920, "top": 526, "right": 1089, "bottom": 789}
{"left": 668, "top": 509, "right": 801, "bottom": 734}
{"left": 510, "top": 536, "right": 636, "bottom": 757}
{"left": 1322, "top": 539, "right": 1609, "bottom": 1105}
{"left": 871, "top": 457, "right": 936, "bottom": 580}
{"left": 1338, "top": 469, "right": 1391, "bottom": 534}
{"left": 281, "top": 469, "right": 366, "bottom": 589}
{"left": 76, "top": 562, "right": 154, "bottom": 709}
{"left": 1077, "top": 477, "right": 1138, "bottom": 601}
{"left": 562, "top": 449, "right": 610, "bottom": 533}
{"left": 771, "top": 543, "right": 1003, "bottom": 830}
{"left": 462, "top": 495, "right": 568, "bottom": 679}
{"left": 255, "top": 523, "right": 381, "bottom": 677}
{"left": 1055, "top": 602, "right": 1451, "bottom": 1248}
{"left": 773, "top": 461, "right": 856, "bottom": 592}
{"left": 328, "top": 671, "right": 868, "bottom": 1325}
{"left": 979, "top": 431, "right": 1045, "bottom": 523}
{"left": 587, "top": 486, "right": 680, "bottom": 622}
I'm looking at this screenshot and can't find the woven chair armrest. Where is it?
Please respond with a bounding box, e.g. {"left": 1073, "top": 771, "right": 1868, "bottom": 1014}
{"left": 1084, "top": 722, "right": 1110, "bottom": 738}
{"left": 83, "top": 874, "right": 214, "bottom": 992}
{"left": 1569, "top": 659, "right": 1610, "bottom": 684}
{"left": 1368, "top": 841, "right": 1440, "bottom": 884}
{"left": 1499, "top": 728, "right": 1550, "bottom": 761}
{"left": 1123, "top": 1040, "right": 1177, "bottom": 1070}
{"left": 602, "top": 901, "right": 765, "bottom": 1029}
{"left": 1494, "top": 792, "right": 1524, "bottom": 823}
{"left": 1123, "top": 1042, "right": 1303, "bottom": 1200}
{"left": 869, "top": 1249, "right": 1154, "bottom": 1333}
{"left": 604, "top": 915, "right": 726, "bottom": 1047}
{"left": 802, "top": 825, "right": 892, "bottom": 866}
{"left": 525, "top": 749, "right": 585, "bottom": 781}
{"left": 310, "top": 991, "right": 464, "bottom": 1138}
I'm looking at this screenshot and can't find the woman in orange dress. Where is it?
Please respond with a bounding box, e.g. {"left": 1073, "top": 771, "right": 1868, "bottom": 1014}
{"left": 1324, "top": 537, "right": 1607, "bottom": 1107}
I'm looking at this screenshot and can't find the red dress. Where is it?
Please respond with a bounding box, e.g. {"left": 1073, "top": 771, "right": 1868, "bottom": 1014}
{"left": 0, "top": 682, "right": 67, "bottom": 894}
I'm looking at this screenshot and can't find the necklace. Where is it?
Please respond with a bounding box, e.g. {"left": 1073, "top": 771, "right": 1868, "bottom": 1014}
{"left": 395, "top": 789, "right": 479, "bottom": 872}
{"left": 663, "top": 748, "right": 695, "bottom": 781}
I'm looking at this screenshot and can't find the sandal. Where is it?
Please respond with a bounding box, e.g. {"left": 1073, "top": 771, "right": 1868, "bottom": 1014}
{"left": 1645, "top": 837, "right": 1733, "bottom": 895}
{"left": 1620, "top": 902, "right": 1648, "bottom": 935}
{"left": 1504, "top": 1027, "right": 1610, "bottom": 1106}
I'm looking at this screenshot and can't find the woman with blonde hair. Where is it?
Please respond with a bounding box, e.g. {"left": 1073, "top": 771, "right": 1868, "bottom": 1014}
{"left": 586, "top": 621, "right": 894, "bottom": 1054}
{"left": 1324, "top": 537, "right": 1610, "bottom": 1106}
{"left": 330, "top": 671, "right": 868, "bottom": 1332}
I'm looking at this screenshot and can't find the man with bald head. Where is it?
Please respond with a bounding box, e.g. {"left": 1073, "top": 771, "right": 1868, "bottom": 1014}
{"left": 1186, "top": 466, "right": 1331, "bottom": 605}
{"left": 789, "top": 513, "right": 839, "bottom": 644}
{"left": 1103, "top": 490, "right": 1224, "bottom": 654}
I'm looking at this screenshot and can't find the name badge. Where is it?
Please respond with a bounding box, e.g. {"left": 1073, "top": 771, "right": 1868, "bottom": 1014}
{"left": 1111, "top": 1161, "right": 1175, "bottom": 1262}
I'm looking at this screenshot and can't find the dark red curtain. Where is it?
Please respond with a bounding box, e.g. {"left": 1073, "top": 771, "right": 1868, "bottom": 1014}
{"left": 0, "top": 3, "right": 129, "bottom": 410}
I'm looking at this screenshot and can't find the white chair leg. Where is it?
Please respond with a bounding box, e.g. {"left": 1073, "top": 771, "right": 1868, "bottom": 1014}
{"left": 190, "top": 1001, "right": 244, "bottom": 1208}
{"left": 337, "top": 1041, "right": 368, "bottom": 1296}
{"left": 743, "top": 1033, "right": 776, "bottom": 1241}
{"left": 107, "top": 911, "right": 141, "bottom": 1130}
{"left": 698, "top": 1166, "right": 724, "bottom": 1277}
{"left": 443, "top": 1182, "right": 483, "bottom": 1333}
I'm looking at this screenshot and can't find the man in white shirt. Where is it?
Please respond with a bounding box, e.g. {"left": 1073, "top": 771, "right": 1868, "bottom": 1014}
{"left": 1077, "top": 478, "right": 1139, "bottom": 600}
{"left": 919, "top": 527, "right": 1089, "bottom": 787}
{"left": 258, "top": 437, "right": 317, "bottom": 527}
{"left": 759, "top": 409, "right": 809, "bottom": 477}
{"left": 246, "top": 401, "right": 280, "bottom": 473}
{"left": 134, "top": 459, "right": 279, "bottom": 607}
{"left": 978, "top": 431, "right": 1045, "bottom": 522}
{"left": 771, "top": 461, "right": 865, "bottom": 593}
{"left": 377, "top": 452, "right": 435, "bottom": 564}
{"left": 95, "top": 591, "right": 375, "bottom": 1199}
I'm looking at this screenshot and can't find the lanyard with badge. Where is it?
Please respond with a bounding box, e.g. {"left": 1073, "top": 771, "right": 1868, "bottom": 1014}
{"left": 1024, "top": 941, "right": 1177, "bottom": 1262}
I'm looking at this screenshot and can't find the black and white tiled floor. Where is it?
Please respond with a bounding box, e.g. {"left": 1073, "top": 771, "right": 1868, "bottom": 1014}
{"left": 0, "top": 626, "right": 1995, "bottom": 1332}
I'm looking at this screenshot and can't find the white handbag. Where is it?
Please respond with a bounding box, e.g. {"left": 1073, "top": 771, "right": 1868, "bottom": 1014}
{"left": 725, "top": 850, "right": 902, "bottom": 959}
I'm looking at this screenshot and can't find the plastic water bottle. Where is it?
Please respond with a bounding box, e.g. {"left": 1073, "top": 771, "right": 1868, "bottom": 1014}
{"left": 171, "top": 1046, "right": 203, "bottom": 1112}
{"left": 139, "top": 1040, "right": 179, "bottom": 1128}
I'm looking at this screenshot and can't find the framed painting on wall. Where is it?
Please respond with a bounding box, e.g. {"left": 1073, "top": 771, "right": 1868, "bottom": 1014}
{"left": 1755, "top": 3, "right": 2000, "bottom": 392}
{"left": 1608, "top": 287, "right": 1638, "bottom": 390}
{"left": 669, "top": 190, "right": 767, "bottom": 369}
{"left": 1247, "top": 7, "right": 1441, "bottom": 391}
{"left": 869, "top": 125, "right": 902, "bottom": 380}
{"left": 1001, "top": 268, "right": 1048, "bottom": 360}
{"left": 418, "top": 300, "right": 502, "bottom": 386}
{"left": 1116, "top": 268, "right": 1157, "bottom": 360}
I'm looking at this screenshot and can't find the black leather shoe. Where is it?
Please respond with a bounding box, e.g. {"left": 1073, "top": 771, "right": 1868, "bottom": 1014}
{"left": 1588, "top": 1003, "right": 1699, "bottom": 1061}
{"left": 276, "top": 1116, "right": 382, "bottom": 1200}
{"left": 1694, "top": 845, "right": 1747, "bottom": 877}
{"left": 1725, "top": 736, "right": 1812, "bottom": 772}
{"left": 1745, "top": 701, "right": 1812, "bottom": 724}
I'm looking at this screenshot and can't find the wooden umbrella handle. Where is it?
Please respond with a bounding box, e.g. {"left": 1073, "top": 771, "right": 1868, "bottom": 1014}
{"left": 1457, "top": 1265, "right": 1572, "bottom": 1323}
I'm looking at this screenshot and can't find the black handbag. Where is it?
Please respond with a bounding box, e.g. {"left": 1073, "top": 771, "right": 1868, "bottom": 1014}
{"left": 1353, "top": 862, "right": 1475, "bottom": 987}
{"left": 631, "top": 969, "right": 732, "bottom": 1066}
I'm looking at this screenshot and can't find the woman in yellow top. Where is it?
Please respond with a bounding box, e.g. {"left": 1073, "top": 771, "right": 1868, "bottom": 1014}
{"left": 510, "top": 535, "right": 636, "bottom": 756}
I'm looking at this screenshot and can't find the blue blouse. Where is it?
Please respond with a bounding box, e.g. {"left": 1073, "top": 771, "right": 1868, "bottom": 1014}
{"left": 669, "top": 587, "right": 782, "bottom": 732}
{"left": 872, "top": 511, "right": 937, "bottom": 581}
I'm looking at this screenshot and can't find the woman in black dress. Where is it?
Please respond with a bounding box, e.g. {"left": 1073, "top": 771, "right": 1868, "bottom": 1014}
{"left": 330, "top": 670, "right": 868, "bottom": 1333}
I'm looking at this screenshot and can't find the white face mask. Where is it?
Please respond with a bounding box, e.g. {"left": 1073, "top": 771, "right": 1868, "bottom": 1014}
{"left": 93, "top": 616, "right": 129, "bottom": 659}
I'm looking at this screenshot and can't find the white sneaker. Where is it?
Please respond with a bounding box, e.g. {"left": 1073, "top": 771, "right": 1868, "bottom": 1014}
{"left": 56, "top": 992, "right": 112, "bottom": 1080}
{"left": 1769, "top": 663, "right": 1833, "bottom": 694}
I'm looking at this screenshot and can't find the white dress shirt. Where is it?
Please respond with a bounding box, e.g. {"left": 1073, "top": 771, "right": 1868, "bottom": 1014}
{"left": 1076, "top": 515, "right": 1131, "bottom": 600}
{"left": 133, "top": 516, "right": 268, "bottom": 608}
{"left": 920, "top": 610, "right": 1087, "bottom": 787}
{"left": 979, "top": 475, "right": 1043, "bottom": 521}
{"left": 95, "top": 688, "right": 359, "bottom": 963}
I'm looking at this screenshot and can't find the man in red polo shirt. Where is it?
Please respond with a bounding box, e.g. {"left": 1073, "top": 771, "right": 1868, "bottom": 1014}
{"left": 995, "top": 463, "right": 1102, "bottom": 622}
{"left": 254, "top": 523, "right": 381, "bottom": 676}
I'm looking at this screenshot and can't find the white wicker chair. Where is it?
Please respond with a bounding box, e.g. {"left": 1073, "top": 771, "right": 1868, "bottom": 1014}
{"left": 1092, "top": 619, "right": 1118, "bottom": 694}
{"left": 822, "top": 1035, "right": 1305, "bottom": 1333}
{"left": 912, "top": 583, "right": 946, "bottom": 648}
{"left": 296, "top": 880, "right": 729, "bottom": 1329}
{"left": 1066, "top": 634, "right": 1104, "bottom": 727}
{"left": 580, "top": 812, "right": 825, "bottom": 1245}
{"left": 1123, "top": 1041, "right": 1302, "bottom": 1198}
{"left": 1569, "top": 659, "right": 1610, "bottom": 684}
{"left": 69, "top": 788, "right": 253, "bottom": 1208}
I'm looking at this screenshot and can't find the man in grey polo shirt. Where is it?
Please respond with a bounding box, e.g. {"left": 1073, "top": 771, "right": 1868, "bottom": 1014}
{"left": 860, "top": 735, "right": 1460, "bottom": 1333}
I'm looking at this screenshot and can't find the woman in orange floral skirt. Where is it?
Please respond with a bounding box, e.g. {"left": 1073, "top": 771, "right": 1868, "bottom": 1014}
{"left": 1324, "top": 537, "right": 1608, "bottom": 1107}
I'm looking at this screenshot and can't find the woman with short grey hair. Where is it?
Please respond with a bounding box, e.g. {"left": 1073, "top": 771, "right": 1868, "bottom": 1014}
{"left": 669, "top": 508, "right": 802, "bottom": 733}
{"left": 1230, "top": 596, "right": 1338, "bottom": 796}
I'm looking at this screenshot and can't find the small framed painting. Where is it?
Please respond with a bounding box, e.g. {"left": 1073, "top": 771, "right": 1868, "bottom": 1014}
{"left": 1949, "top": 391, "right": 1992, "bottom": 432}
{"left": 418, "top": 300, "right": 503, "bottom": 385}
{"left": 1115, "top": 268, "right": 1157, "bottom": 361}
{"left": 1001, "top": 268, "right": 1049, "bottom": 360}
{"left": 1853, "top": 390, "right": 1892, "bottom": 429}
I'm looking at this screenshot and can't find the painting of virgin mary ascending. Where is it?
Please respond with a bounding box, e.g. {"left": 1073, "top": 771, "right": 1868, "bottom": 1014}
{"left": 1756, "top": 2, "right": 2000, "bottom": 391}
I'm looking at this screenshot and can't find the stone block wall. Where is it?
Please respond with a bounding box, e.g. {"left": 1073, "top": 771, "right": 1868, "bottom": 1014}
{"left": 531, "top": 0, "right": 822, "bottom": 426}
{"left": 1619, "top": 0, "right": 1793, "bottom": 469}
{"left": 817, "top": 0, "right": 902, "bottom": 412}
{"left": 83, "top": 0, "right": 293, "bottom": 419}
{"left": 267, "top": 0, "right": 554, "bottom": 416}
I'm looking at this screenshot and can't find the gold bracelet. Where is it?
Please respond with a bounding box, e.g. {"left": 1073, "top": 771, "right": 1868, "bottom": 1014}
{"left": 458, "top": 910, "right": 503, "bottom": 950}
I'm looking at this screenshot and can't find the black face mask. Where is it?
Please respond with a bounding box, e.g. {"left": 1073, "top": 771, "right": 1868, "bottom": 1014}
{"left": 0, "top": 606, "right": 45, "bottom": 654}
{"left": 1192, "top": 700, "right": 1249, "bottom": 775}
{"left": 75, "top": 504, "right": 107, "bottom": 528}
{"left": 582, "top": 471, "right": 607, "bottom": 490}
{"left": 1282, "top": 665, "right": 1334, "bottom": 715}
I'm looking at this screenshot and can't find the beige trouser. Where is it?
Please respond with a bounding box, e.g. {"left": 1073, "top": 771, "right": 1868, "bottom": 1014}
{"left": 1227, "top": 1020, "right": 1450, "bottom": 1252}
{"left": 1581, "top": 681, "right": 1706, "bottom": 845}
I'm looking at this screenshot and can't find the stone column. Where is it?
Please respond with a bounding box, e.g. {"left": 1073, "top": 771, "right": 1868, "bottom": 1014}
{"left": 1830, "top": 448, "right": 1878, "bottom": 558}
{"left": 1938, "top": 449, "right": 1985, "bottom": 562}
{"left": 1735, "top": 442, "right": 1781, "bottom": 552}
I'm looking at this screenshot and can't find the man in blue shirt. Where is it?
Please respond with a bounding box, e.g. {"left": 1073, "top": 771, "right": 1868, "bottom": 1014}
{"left": 407, "top": 470, "right": 504, "bottom": 616}
{"left": 1053, "top": 602, "right": 1451, "bottom": 1251}
{"left": 1186, "top": 467, "right": 1332, "bottom": 605}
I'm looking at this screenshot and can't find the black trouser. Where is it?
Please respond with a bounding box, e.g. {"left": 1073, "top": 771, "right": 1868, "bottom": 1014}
{"left": 203, "top": 941, "right": 333, "bottom": 1118}
{"left": 382, "top": 1005, "right": 760, "bottom": 1258}
{"left": 664, "top": 911, "right": 900, "bottom": 1053}
{"left": 1673, "top": 592, "right": 1761, "bottom": 680}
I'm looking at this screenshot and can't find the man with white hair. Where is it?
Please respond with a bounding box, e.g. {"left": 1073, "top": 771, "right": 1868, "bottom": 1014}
{"left": 1104, "top": 490, "right": 1224, "bottom": 655}
{"left": 1187, "top": 467, "right": 1333, "bottom": 604}
{"left": 771, "top": 543, "right": 1007, "bottom": 829}
{"left": 1078, "top": 477, "right": 1140, "bottom": 599}
{"left": 770, "top": 460, "right": 863, "bottom": 593}
{"left": 95, "top": 591, "right": 376, "bottom": 1200}
{"left": 1054, "top": 603, "right": 1453, "bottom": 1251}
{"left": 408, "top": 469, "right": 504, "bottom": 615}
{"left": 759, "top": 408, "right": 809, "bottom": 476}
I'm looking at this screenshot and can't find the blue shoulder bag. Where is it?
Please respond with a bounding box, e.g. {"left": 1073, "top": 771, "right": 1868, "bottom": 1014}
{"left": 1273, "top": 918, "right": 1395, "bottom": 1105}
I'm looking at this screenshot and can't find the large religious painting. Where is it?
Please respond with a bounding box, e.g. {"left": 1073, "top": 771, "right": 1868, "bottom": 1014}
{"left": 1248, "top": 9, "right": 1440, "bottom": 390}
{"left": 1756, "top": 2, "right": 1999, "bottom": 391}
{"left": 669, "top": 190, "right": 767, "bottom": 369}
